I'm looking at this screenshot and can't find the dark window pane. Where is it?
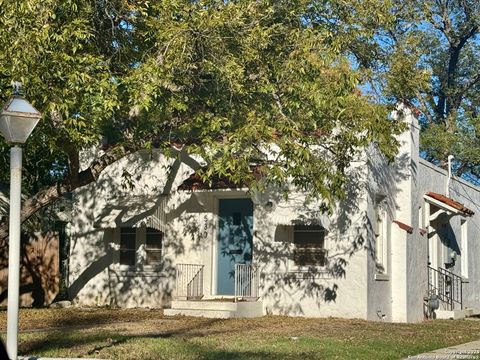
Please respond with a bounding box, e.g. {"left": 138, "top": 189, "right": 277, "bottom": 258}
{"left": 146, "top": 228, "right": 162, "bottom": 249}
{"left": 294, "top": 225, "right": 324, "bottom": 232}
{"left": 294, "top": 227, "right": 325, "bottom": 246}
{"left": 120, "top": 228, "right": 136, "bottom": 250}
{"left": 120, "top": 250, "right": 135, "bottom": 266}
{"left": 232, "top": 212, "right": 241, "bottom": 225}
{"left": 120, "top": 236, "right": 135, "bottom": 250}
{"left": 120, "top": 228, "right": 136, "bottom": 236}
{"left": 294, "top": 232, "right": 325, "bottom": 246}
{"left": 146, "top": 228, "right": 163, "bottom": 265}
{"left": 293, "top": 225, "right": 326, "bottom": 266}
{"left": 294, "top": 248, "right": 326, "bottom": 266}
{"left": 120, "top": 228, "right": 136, "bottom": 265}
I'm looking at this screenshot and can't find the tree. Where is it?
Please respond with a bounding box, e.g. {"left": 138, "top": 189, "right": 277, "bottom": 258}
{"left": 417, "top": 1, "right": 480, "bottom": 180}
{"left": 0, "top": 0, "right": 402, "bottom": 241}
{"left": 355, "top": 1, "right": 480, "bottom": 181}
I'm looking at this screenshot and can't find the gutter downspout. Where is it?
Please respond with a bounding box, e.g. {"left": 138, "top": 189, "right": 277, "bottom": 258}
{"left": 446, "top": 155, "right": 454, "bottom": 197}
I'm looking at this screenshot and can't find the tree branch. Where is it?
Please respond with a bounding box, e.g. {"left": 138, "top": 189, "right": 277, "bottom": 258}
{"left": 0, "top": 144, "right": 139, "bottom": 241}
{"left": 415, "top": 93, "right": 436, "bottom": 125}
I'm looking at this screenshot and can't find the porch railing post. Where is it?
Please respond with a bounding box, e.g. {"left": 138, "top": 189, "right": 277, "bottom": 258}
{"left": 234, "top": 263, "right": 259, "bottom": 302}
{"left": 234, "top": 264, "right": 238, "bottom": 303}
{"left": 175, "top": 264, "right": 204, "bottom": 300}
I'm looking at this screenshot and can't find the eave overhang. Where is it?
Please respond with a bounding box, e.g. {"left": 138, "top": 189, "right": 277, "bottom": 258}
{"left": 424, "top": 192, "right": 474, "bottom": 219}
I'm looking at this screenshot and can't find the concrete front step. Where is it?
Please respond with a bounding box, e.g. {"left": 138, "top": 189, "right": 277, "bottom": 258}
{"left": 436, "top": 308, "right": 480, "bottom": 320}
{"left": 164, "top": 308, "right": 236, "bottom": 318}
{"left": 165, "top": 300, "right": 263, "bottom": 319}
{"left": 170, "top": 300, "right": 237, "bottom": 311}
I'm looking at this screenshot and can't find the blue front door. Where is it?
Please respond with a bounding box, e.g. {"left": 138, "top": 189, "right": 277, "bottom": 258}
{"left": 217, "top": 198, "right": 253, "bottom": 295}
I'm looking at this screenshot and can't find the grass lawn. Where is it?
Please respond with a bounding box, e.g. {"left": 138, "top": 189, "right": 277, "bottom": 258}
{"left": 0, "top": 308, "right": 480, "bottom": 359}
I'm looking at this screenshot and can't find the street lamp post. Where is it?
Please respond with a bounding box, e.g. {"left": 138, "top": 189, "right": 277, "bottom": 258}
{"left": 0, "top": 82, "right": 41, "bottom": 359}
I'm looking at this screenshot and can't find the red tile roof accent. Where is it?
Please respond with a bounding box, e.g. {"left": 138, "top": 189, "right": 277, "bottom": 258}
{"left": 178, "top": 173, "right": 242, "bottom": 191}
{"left": 393, "top": 220, "right": 414, "bottom": 234}
{"left": 401, "top": 99, "right": 422, "bottom": 117}
{"left": 425, "top": 192, "right": 475, "bottom": 216}
{"left": 179, "top": 166, "right": 265, "bottom": 191}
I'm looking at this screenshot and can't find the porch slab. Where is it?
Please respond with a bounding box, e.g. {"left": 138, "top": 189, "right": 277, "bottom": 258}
{"left": 164, "top": 308, "right": 236, "bottom": 318}
{"left": 164, "top": 300, "right": 263, "bottom": 319}
{"left": 436, "top": 308, "right": 474, "bottom": 320}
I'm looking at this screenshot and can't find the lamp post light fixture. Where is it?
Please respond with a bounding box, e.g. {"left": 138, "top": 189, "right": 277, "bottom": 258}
{"left": 0, "top": 82, "right": 41, "bottom": 360}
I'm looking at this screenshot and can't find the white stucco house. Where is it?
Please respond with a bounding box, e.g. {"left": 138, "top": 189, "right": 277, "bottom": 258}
{"left": 68, "top": 106, "right": 480, "bottom": 323}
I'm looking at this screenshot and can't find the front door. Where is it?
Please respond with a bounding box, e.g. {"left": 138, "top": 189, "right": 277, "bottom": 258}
{"left": 216, "top": 198, "right": 253, "bottom": 295}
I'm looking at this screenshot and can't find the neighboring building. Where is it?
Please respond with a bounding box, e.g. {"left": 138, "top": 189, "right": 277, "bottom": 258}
{"left": 68, "top": 107, "right": 480, "bottom": 322}
{"left": 0, "top": 192, "right": 70, "bottom": 307}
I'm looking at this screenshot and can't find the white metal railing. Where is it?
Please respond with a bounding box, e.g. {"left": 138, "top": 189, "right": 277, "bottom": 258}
{"left": 175, "top": 264, "right": 204, "bottom": 300}
{"left": 234, "top": 263, "right": 260, "bottom": 302}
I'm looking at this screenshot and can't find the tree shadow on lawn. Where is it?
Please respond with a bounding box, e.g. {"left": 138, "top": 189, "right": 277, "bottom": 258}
{"left": 21, "top": 329, "right": 319, "bottom": 360}
{"left": 18, "top": 318, "right": 464, "bottom": 360}
{"left": 136, "top": 340, "right": 318, "bottom": 360}
{"left": 20, "top": 318, "right": 230, "bottom": 356}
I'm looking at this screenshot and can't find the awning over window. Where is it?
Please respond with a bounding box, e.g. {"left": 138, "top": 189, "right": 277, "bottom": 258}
{"left": 424, "top": 192, "right": 474, "bottom": 217}
{"left": 93, "top": 195, "right": 167, "bottom": 231}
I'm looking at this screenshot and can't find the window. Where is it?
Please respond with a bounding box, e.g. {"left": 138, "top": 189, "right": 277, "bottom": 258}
{"left": 461, "top": 219, "right": 468, "bottom": 278}
{"left": 120, "top": 228, "right": 136, "bottom": 266}
{"left": 145, "top": 227, "right": 163, "bottom": 266}
{"left": 374, "top": 196, "right": 388, "bottom": 273}
{"left": 418, "top": 205, "right": 424, "bottom": 229}
{"left": 293, "top": 225, "right": 327, "bottom": 267}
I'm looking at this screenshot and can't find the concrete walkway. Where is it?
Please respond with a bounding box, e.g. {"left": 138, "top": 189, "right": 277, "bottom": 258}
{"left": 406, "top": 339, "right": 480, "bottom": 359}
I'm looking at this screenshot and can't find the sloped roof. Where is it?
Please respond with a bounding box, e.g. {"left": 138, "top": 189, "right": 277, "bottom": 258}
{"left": 425, "top": 192, "right": 474, "bottom": 216}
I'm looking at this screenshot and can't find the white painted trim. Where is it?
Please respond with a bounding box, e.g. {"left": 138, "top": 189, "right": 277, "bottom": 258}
{"left": 440, "top": 224, "right": 446, "bottom": 267}
{"left": 377, "top": 206, "right": 388, "bottom": 273}
{"left": 427, "top": 202, "right": 438, "bottom": 270}
{"left": 424, "top": 195, "right": 463, "bottom": 217}
{"left": 211, "top": 196, "right": 219, "bottom": 296}
{"left": 461, "top": 219, "right": 468, "bottom": 278}
{"left": 418, "top": 205, "right": 424, "bottom": 229}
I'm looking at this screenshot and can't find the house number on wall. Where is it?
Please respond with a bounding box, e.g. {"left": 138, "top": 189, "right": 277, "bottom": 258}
{"left": 202, "top": 215, "right": 208, "bottom": 239}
